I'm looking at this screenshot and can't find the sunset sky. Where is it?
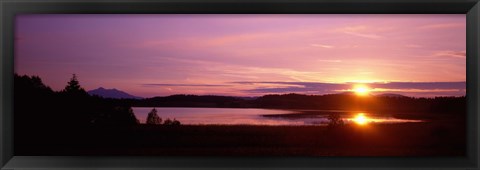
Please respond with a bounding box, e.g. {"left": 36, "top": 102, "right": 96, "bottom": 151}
{"left": 15, "top": 14, "right": 466, "bottom": 98}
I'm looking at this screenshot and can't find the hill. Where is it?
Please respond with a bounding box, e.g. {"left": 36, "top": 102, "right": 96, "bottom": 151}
{"left": 128, "top": 93, "right": 465, "bottom": 114}
{"left": 88, "top": 87, "right": 143, "bottom": 99}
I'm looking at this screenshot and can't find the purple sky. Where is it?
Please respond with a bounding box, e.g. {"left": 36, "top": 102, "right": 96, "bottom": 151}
{"left": 15, "top": 14, "right": 466, "bottom": 97}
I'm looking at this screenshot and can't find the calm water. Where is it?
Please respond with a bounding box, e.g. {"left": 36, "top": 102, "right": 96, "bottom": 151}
{"left": 132, "top": 107, "right": 423, "bottom": 126}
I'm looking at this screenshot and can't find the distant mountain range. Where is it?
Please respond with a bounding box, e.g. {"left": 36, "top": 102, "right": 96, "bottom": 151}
{"left": 88, "top": 87, "right": 143, "bottom": 99}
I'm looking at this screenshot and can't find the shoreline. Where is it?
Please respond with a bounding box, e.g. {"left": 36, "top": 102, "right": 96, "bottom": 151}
{"left": 133, "top": 107, "right": 457, "bottom": 125}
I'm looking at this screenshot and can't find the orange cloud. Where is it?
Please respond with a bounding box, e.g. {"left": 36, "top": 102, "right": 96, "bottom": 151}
{"left": 311, "top": 44, "right": 334, "bottom": 48}
{"left": 418, "top": 23, "right": 465, "bottom": 29}
{"left": 434, "top": 50, "right": 466, "bottom": 59}
{"left": 336, "top": 25, "right": 384, "bottom": 39}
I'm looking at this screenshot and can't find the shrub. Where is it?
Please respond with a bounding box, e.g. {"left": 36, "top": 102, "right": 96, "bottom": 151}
{"left": 146, "top": 108, "right": 162, "bottom": 125}
{"left": 172, "top": 118, "right": 181, "bottom": 126}
{"left": 163, "top": 118, "right": 173, "bottom": 125}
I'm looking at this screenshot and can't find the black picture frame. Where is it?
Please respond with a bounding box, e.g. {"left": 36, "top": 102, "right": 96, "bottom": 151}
{"left": 1, "top": 0, "right": 479, "bottom": 169}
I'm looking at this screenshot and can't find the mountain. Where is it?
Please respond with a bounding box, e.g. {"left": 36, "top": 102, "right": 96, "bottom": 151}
{"left": 88, "top": 87, "right": 143, "bottom": 99}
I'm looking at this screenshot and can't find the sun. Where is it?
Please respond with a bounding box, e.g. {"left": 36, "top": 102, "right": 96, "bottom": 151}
{"left": 353, "top": 113, "right": 369, "bottom": 125}
{"left": 353, "top": 84, "right": 370, "bottom": 96}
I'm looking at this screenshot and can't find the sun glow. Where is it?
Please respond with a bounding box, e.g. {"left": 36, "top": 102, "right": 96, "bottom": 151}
{"left": 353, "top": 113, "right": 369, "bottom": 125}
{"left": 353, "top": 84, "right": 370, "bottom": 96}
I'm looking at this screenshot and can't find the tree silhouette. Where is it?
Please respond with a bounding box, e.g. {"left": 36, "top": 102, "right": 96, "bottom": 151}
{"left": 30, "top": 75, "right": 50, "bottom": 90}
{"left": 64, "top": 74, "right": 85, "bottom": 93}
{"left": 146, "top": 108, "right": 162, "bottom": 124}
{"left": 163, "top": 118, "right": 173, "bottom": 125}
{"left": 172, "top": 118, "right": 181, "bottom": 126}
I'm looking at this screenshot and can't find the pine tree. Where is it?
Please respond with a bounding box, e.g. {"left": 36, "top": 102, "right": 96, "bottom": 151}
{"left": 64, "top": 74, "right": 83, "bottom": 92}
{"left": 63, "top": 74, "right": 87, "bottom": 95}
{"left": 146, "top": 108, "right": 162, "bottom": 125}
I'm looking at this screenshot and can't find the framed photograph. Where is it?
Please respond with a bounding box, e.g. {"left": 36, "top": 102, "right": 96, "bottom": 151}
{"left": 1, "top": 0, "right": 479, "bottom": 169}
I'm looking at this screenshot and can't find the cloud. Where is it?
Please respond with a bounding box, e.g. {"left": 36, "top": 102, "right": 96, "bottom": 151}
{"left": 418, "top": 23, "right": 465, "bottom": 30}
{"left": 336, "top": 25, "right": 383, "bottom": 39}
{"left": 205, "top": 33, "right": 273, "bottom": 46}
{"left": 433, "top": 50, "right": 466, "bottom": 59}
{"left": 344, "top": 32, "right": 383, "bottom": 39}
{"left": 405, "top": 44, "right": 422, "bottom": 48}
{"left": 235, "top": 82, "right": 342, "bottom": 94}
{"left": 368, "top": 81, "right": 465, "bottom": 89}
{"left": 232, "top": 81, "right": 466, "bottom": 97}
{"left": 311, "top": 44, "right": 334, "bottom": 49}
{"left": 143, "top": 83, "right": 231, "bottom": 87}
{"left": 364, "top": 88, "right": 461, "bottom": 93}
{"left": 316, "top": 59, "right": 342, "bottom": 63}
{"left": 341, "top": 25, "right": 368, "bottom": 32}
{"left": 202, "top": 28, "right": 319, "bottom": 47}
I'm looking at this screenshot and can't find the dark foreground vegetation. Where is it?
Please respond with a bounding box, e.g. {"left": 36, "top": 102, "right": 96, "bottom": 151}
{"left": 14, "top": 74, "right": 466, "bottom": 156}
{"left": 17, "top": 123, "right": 465, "bottom": 156}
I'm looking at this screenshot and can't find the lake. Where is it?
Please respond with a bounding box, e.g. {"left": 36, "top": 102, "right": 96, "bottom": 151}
{"left": 132, "top": 107, "right": 423, "bottom": 126}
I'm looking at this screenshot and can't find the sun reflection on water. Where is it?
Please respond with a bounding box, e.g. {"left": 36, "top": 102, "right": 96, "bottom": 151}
{"left": 353, "top": 113, "right": 370, "bottom": 125}
{"left": 345, "top": 112, "right": 424, "bottom": 126}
